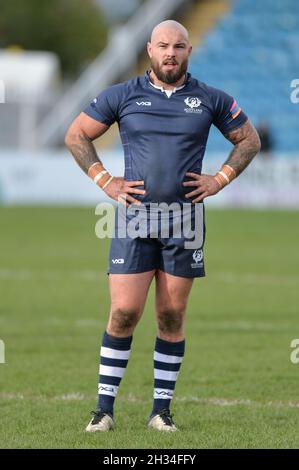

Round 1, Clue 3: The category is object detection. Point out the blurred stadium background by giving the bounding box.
[0,0,299,207]
[0,0,299,449]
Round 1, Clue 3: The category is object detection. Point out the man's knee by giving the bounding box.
[108,307,140,335]
[156,307,185,335]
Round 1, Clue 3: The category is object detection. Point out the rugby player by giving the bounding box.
[65,20,261,432]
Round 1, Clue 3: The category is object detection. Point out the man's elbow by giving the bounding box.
[254,133,262,154]
[64,128,73,149]
[247,127,261,156]
[65,123,90,149]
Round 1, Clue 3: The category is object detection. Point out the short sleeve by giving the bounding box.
[210,87,248,135]
[83,85,122,126]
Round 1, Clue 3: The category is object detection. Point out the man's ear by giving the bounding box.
[147,42,152,58]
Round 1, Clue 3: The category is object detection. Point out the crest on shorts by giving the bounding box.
[192,249,203,264]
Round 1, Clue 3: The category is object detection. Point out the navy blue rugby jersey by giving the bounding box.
[84,71,247,205]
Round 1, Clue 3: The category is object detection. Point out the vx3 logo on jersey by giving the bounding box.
[184,97,202,113]
[136,101,151,106]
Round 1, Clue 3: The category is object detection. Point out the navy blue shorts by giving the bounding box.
[108,203,206,278]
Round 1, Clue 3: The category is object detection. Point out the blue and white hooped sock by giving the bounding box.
[151,336,185,416]
[97,331,132,415]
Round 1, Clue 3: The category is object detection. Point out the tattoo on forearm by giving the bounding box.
[224,120,261,176]
[68,134,102,174]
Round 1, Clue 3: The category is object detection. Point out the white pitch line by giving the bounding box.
[54,393,86,401]
[0,269,106,282]
[1,393,299,409]
[0,268,298,286]
[212,271,299,286]
[176,396,299,409]
[194,321,293,332]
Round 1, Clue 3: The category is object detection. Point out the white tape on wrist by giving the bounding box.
[218,170,230,183]
[102,175,114,189]
[94,170,108,184]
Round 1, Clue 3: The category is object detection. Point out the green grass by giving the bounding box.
[0,206,299,448]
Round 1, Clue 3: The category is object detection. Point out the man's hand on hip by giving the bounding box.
[183,172,221,203]
[104,177,146,206]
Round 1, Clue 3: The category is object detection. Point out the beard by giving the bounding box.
[150,57,188,84]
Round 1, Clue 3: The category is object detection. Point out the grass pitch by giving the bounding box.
[0,206,298,449]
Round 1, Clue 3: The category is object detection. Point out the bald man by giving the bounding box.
[65,20,260,432]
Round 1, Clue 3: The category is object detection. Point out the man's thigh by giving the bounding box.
[109,271,156,313]
[155,270,194,313]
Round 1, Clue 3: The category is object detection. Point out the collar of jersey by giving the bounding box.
[145,70,190,97]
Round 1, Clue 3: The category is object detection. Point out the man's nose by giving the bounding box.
[166,47,176,56]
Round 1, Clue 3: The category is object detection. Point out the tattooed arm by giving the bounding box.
[183,120,261,203]
[65,112,145,204]
[64,112,109,173]
[223,120,261,176]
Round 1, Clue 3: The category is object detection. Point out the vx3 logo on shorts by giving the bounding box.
[136,101,151,106]
[191,249,203,268]
[112,258,124,264]
[184,97,202,114]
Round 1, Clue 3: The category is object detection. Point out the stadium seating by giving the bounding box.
[189,0,299,154]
